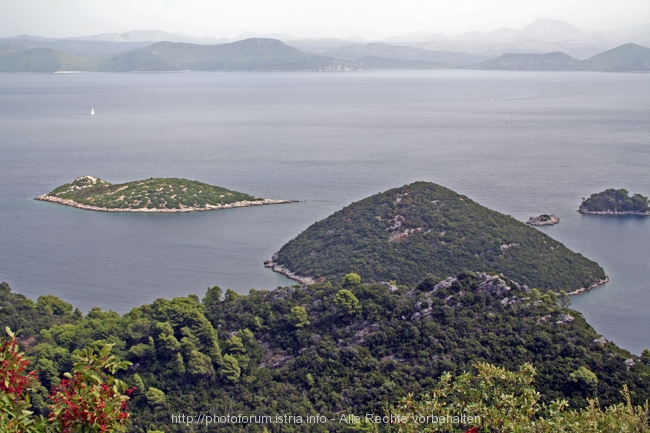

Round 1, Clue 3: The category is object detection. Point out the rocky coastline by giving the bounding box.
[578,209,650,216]
[264,256,315,286]
[526,214,560,226]
[35,194,296,213]
[566,276,610,296]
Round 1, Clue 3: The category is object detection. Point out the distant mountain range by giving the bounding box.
[3,18,649,59]
[1,36,648,73]
[0,38,354,72]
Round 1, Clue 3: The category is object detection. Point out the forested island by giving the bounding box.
[579,188,650,215]
[35,175,295,212]
[271,182,606,293]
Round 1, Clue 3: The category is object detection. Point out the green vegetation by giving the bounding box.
[579,188,649,214]
[2,271,649,432]
[274,182,605,291]
[0,282,81,340]
[38,175,265,211]
[1,328,134,433]
[394,362,649,432]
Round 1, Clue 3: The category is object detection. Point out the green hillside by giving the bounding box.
[0,46,96,72]
[35,175,282,211]
[272,182,606,292]
[3,273,649,432]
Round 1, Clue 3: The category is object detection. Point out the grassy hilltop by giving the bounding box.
[273,182,606,292]
[36,175,273,211]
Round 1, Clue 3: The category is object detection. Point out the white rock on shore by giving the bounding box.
[263,259,315,286]
[34,194,296,213]
[566,276,609,296]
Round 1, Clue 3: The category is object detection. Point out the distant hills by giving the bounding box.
[0,46,97,72]
[580,43,650,71]
[471,51,581,71]
[378,18,650,59]
[0,38,354,72]
[120,39,352,71]
[323,42,490,67]
[0,37,648,72]
[472,43,650,71]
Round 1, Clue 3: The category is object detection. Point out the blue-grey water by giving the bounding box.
[1,71,648,354]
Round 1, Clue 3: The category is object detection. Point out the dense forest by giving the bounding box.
[579,189,650,214]
[273,182,605,291]
[2,272,649,432]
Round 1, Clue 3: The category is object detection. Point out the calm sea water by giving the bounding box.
[0,71,648,354]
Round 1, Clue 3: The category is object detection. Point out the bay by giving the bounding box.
[0,70,648,353]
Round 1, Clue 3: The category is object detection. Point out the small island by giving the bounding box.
[526,214,560,226]
[35,176,295,212]
[579,188,650,215]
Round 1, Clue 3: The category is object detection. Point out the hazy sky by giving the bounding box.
[1,0,649,39]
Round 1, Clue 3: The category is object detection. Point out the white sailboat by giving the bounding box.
[90,107,95,116]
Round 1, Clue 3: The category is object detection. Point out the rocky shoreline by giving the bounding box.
[264,256,315,286]
[566,276,610,296]
[526,214,560,226]
[578,209,650,216]
[35,194,297,212]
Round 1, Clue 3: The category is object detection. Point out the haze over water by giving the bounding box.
[0,70,648,354]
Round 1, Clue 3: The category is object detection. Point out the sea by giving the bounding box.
[0,70,648,354]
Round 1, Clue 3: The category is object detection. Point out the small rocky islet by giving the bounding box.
[526,214,560,226]
[35,175,295,212]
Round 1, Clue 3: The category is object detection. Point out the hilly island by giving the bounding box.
[269,182,606,293]
[35,175,294,212]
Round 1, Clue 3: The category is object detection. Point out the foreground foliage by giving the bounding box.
[0,328,133,433]
[393,362,649,433]
[0,327,48,433]
[274,182,605,291]
[2,269,649,432]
